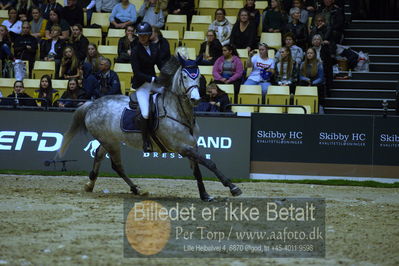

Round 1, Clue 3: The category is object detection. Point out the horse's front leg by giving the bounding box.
[189,159,214,202]
[182,147,242,197]
[85,145,107,192]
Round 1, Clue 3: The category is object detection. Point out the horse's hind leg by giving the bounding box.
[103,144,142,195]
[84,145,107,192]
[190,160,214,202]
[183,147,242,197]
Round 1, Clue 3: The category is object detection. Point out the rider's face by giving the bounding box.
[138,34,150,45]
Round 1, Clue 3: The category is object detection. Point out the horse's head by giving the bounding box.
[175,53,202,105]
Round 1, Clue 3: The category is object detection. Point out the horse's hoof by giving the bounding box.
[130,186,149,196]
[201,195,215,202]
[139,190,150,196]
[84,182,94,192]
[230,186,242,197]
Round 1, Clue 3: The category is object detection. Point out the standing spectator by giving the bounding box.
[150,26,170,67]
[84,43,103,73]
[262,0,286,33]
[109,0,137,29]
[289,0,309,24]
[0,0,15,10]
[244,43,275,103]
[230,8,257,51]
[243,0,260,30]
[69,24,89,62]
[13,22,38,75]
[212,44,243,103]
[311,34,333,96]
[96,57,121,97]
[95,0,119,13]
[58,78,87,107]
[16,0,33,22]
[138,0,165,29]
[274,46,298,93]
[1,80,37,107]
[197,30,222,65]
[275,32,304,66]
[115,25,137,63]
[299,47,325,106]
[208,8,232,46]
[285,7,308,50]
[41,0,63,20]
[30,7,47,39]
[45,9,69,40]
[34,74,60,107]
[315,0,344,44]
[60,46,80,79]
[62,0,83,28]
[167,0,195,27]
[1,7,22,41]
[40,25,65,78]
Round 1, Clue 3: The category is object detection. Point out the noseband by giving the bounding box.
[179,66,200,97]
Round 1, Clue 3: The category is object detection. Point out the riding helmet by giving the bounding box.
[136,22,152,35]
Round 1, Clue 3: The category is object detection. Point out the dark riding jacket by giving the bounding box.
[130,42,163,89]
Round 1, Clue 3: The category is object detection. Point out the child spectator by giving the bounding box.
[275,32,304,66]
[40,25,65,78]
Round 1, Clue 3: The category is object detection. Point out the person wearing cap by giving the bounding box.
[130,21,170,152]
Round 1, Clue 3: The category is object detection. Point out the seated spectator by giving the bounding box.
[95,0,119,13]
[58,78,87,107]
[244,43,275,103]
[195,83,231,112]
[150,26,170,67]
[212,44,243,103]
[197,30,222,66]
[84,43,103,73]
[81,0,95,25]
[1,7,22,41]
[69,24,89,62]
[41,0,63,20]
[95,57,121,97]
[81,62,99,99]
[285,7,308,50]
[262,0,286,33]
[274,46,298,93]
[109,0,137,29]
[208,8,232,46]
[40,25,65,78]
[167,0,195,26]
[1,80,37,107]
[60,46,80,79]
[16,0,33,22]
[45,8,69,40]
[30,7,47,40]
[315,0,344,44]
[299,47,324,86]
[138,0,165,29]
[230,8,257,52]
[115,25,137,63]
[275,32,304,66]
[309,14,332,45]
[243,0,260,30]
[13,22,38,74]
[62,0,83,28]
[0,25,12,64]
[289,0,309,24]
[0,0,15,11]
[34,74,60,107]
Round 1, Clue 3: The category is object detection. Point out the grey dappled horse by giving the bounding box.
[58,54,242,201]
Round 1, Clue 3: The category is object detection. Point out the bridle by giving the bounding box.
[178,66,200,98]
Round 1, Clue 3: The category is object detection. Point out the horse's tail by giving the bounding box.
[57,101,93,158]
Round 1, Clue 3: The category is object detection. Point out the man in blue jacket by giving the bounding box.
[96,58,122,97]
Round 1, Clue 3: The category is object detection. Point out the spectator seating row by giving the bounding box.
[217,84,317,114]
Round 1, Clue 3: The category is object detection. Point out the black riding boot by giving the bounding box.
[138,115,152,152]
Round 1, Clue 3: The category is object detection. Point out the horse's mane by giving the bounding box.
[155,56,181,88]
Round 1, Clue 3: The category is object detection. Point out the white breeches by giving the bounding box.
[136,82,164,119]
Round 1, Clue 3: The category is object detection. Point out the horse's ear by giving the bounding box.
[195,54,203,66]
[177,53,186,67]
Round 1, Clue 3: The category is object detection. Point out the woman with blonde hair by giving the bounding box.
[60,46,80,80]
[138,0,164,28]
[275,46,298,93]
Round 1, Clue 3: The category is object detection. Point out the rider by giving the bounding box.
[130,21,170,152]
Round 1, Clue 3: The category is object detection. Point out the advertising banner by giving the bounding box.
[0,110,251,179]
